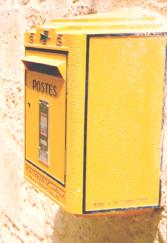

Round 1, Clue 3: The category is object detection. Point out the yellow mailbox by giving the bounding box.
[23,9,167,215]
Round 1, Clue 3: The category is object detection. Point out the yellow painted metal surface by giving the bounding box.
[65,35,87,214]
[86,36,165,212]
[23,10,167,215]
[24,50,67,205]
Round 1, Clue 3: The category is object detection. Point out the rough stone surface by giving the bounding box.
[0,0,167,242]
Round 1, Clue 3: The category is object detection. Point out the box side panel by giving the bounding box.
[65,35,87,214]
[85,36,166,212]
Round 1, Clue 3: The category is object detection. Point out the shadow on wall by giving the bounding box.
[52,208,163,243]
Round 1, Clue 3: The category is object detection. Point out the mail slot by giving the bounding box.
[23,9,167,215]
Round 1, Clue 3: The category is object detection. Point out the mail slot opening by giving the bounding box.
[23,62,61,76]
[22,55,66,80]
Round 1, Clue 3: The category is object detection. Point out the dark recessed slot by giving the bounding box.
[24,62,61,76]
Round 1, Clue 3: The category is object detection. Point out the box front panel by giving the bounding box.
[25,51,66,205]
[85,36,165,213]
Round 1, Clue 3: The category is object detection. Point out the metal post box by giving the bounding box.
[23,9,167,215]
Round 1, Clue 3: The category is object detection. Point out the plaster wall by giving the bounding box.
[0,1,167,242]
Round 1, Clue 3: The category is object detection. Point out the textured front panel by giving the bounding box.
[85,36,165,212]
[25,60,66,183]
[25,51,66,206]
[65,35,87,214]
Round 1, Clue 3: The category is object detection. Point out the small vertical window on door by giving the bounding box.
[39,100,49,165]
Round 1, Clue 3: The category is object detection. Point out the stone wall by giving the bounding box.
[0,1,167,242]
